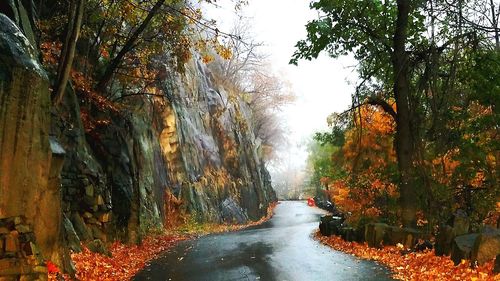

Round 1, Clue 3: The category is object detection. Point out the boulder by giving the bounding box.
[90,225,107,243]
[69,213,92,241]
[414,240,433,252]
[355,226,366,242]
[319,215,333,236]
[435,225,454,256]
[451,210,470,236]
[471,228,500,265]
[62,216,82,253]
[436,212,471,257]
[383,226,426,249]
[4,234,19,253]
[14,224,31,234]
[339,227,357,242]
[328,219,343,236]
[319,215,343,236]
[451,234,478,265]
[86,239,111,257]
[365,223,389,248]
[221,197,248,224]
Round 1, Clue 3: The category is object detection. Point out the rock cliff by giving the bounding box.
[0,1,276,277]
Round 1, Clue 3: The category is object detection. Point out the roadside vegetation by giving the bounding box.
[296,0,499,278]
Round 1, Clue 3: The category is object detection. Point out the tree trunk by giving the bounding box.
[95,0,166,93]
[393,0,417,227]
[53,0,85,106]
[490,0,499,50]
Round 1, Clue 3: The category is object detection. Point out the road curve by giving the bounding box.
[134,201,393,281]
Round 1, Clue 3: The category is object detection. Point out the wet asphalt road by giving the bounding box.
[134,201,394,281]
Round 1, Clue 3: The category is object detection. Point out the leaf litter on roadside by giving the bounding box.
[316,231,500,281]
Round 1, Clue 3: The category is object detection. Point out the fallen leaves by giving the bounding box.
[46,260,60,274]
[56,234,188,281]
[48,202,277,280]
[316,232,500,281]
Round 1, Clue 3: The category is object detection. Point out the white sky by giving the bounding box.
[204,0,357,171]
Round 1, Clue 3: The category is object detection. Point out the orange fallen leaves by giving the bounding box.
[48,234,188,281]
[48,202,277,280]
[316,232,500,281]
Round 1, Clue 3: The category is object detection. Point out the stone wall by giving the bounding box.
[0,217,46,280]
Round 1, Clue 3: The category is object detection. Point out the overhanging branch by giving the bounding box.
[366,96,397,120]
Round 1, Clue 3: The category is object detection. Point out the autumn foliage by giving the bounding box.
[47,203,277,280]
[315,104,399,225]
[48,234,188,281]
[311,96,498,229]
[316,232,500,281]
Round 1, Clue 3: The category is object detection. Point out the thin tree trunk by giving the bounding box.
[53,0,85,106]
[393,0,417,227]
[490,0,499,49]
[95,0,166,92]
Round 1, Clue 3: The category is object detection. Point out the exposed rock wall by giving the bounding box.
[0,9,60,279]
[53,90,169,248]
[0,2,276,276]
[161,57,276,224]
[50,55,276,259]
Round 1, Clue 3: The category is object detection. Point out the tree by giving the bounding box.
[291,0,425,226]
[293,0,498,227]
[310,104,399,225]
[94,0,167,92]
[208,19,295,162]
[53,0,85,106]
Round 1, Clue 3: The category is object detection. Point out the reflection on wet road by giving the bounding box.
[134,201,393,281]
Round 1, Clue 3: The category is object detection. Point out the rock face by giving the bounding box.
[0,2,276,277]
[451,234,479,265]
[50,55,276,254]
[0,217,46,279]
[471,228,500,265]
[0,8,62,278]
[46,56,276,267]
[160,58,276,224]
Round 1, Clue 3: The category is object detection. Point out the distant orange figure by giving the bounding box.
[307,197,315,206]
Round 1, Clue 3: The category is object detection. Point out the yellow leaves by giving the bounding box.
[215,43,232,60]
[470,171,486,188]
[430,149,461,185]
[195,39,233,66]
[99,47,109,59]
[70,71,119,113]
[342,104,396,173]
